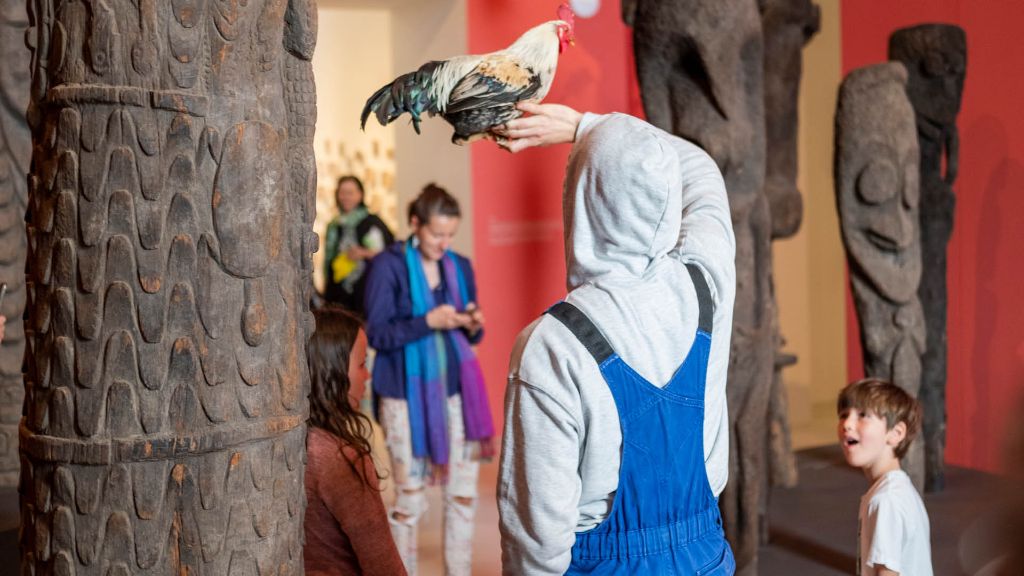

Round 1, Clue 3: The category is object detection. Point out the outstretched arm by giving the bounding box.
[496,102,582,153]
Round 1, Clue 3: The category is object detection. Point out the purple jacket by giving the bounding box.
[363,242,484,398]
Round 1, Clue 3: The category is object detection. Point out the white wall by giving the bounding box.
[311,7,396,291]
[390,0,472,256]
[773,0,846,448]
[316,0,473,261]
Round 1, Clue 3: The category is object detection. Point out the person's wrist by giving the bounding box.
[572,111,597,144]
[568,109,583,134]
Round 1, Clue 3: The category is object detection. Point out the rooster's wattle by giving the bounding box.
[360,5,575,145]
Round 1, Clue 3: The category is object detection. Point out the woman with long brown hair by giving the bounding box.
[304,308,405,575]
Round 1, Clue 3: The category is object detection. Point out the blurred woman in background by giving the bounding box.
[363,184,493,576]
[323,175,394,315]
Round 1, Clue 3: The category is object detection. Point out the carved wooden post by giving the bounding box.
[0,0,30,488]
[835,62,926,491]
[19,1,317,573]
[762,0,819,241]
[889,24,966,493]
[761,0,820,502]
[631,1,773,572]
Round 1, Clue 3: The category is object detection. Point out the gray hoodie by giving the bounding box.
[497,112,736,575]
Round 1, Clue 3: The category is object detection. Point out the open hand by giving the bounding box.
[495,102,583,153]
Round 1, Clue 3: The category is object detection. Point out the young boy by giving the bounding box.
[838,378,933,576]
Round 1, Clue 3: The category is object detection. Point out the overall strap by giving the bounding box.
[684,263,714,334]
[546,302,614,365]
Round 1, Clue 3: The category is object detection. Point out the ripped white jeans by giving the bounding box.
[379,395,479,576]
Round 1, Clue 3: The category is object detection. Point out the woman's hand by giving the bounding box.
[347,245,371,261]
[425,304,470,330]
[476,437,495,462]
[495,102,583,153]
[464,303,485,336]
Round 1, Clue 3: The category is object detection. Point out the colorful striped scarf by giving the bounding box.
[403,240,493,465]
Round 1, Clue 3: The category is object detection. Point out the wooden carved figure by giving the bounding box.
[760,0,820,502]
[630,0,773,572]
[835,62,926,492]
[762,0,820,240]
[20,1,318,573]
[889,24,967,493]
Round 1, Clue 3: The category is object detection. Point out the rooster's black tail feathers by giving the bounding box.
[360,61,443,135]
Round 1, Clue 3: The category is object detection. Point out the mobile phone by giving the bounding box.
[0,283,7,311]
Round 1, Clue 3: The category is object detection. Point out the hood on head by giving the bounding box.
[564,113,683,290]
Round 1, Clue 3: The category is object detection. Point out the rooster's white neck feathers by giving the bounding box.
[429,20,567,113]
[505,20,565,61]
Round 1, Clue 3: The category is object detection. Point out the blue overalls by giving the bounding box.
[547,264,736,575]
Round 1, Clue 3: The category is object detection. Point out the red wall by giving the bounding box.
[842,0,1024,472]
[465,2,639,430]
[460,1,1024,474]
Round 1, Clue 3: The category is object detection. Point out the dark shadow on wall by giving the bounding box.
[968,116,1024,470]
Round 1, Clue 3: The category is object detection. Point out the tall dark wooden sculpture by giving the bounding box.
[20,1,317,573]
[0,0,30,488]
[835,62,926,491]
[761,0,820,498]
[630,1,773,572]
[762,0,820,241]
[889,24,966,493]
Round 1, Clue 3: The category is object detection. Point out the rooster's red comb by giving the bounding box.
[557,3,575,29]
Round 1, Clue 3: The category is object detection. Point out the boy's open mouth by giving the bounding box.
[844,438,859,446]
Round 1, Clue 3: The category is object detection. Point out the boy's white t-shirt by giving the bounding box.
[858,469,933,575]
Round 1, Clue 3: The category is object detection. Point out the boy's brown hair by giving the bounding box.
[837,378,922,459]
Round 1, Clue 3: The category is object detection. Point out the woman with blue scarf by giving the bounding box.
[363,184,493,576]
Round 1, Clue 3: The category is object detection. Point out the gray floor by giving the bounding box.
[0,445,1010,574]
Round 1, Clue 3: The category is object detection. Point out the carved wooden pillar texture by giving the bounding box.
[19,1,317,574]
[0,0,31,488]
[631,0,773,572]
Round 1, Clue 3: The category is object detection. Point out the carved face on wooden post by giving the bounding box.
[836,62,928,491]
[836,63,922,304]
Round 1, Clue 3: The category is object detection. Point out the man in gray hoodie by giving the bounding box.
[496,104,737,574]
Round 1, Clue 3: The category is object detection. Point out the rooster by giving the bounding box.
[360,4,576,145]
